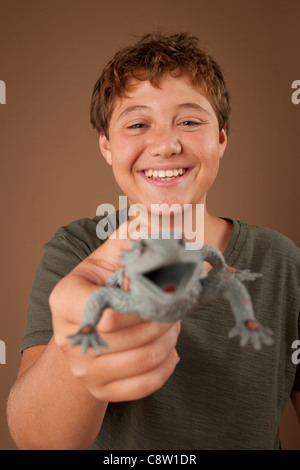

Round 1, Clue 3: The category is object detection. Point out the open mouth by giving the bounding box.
[143,168,188,182]
[142,262,195,293]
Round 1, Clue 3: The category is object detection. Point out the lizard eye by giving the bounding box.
[140,240,148,254]
[178,238,185,247]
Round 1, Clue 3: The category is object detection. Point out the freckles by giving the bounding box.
[200,140,220,162]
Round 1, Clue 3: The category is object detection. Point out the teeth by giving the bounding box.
[144,168,186,179]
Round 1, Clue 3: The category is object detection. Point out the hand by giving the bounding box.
[50,222,181,402]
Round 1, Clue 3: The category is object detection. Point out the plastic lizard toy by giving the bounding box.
[68,234,274,354]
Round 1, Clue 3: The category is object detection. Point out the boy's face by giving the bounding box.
[99,73,227,212]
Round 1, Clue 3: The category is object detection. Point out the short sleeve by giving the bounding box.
[20,217,103,353]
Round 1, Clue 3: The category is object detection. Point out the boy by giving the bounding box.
[7,32,300,449]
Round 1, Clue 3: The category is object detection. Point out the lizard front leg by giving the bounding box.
[200,244,227,274]
[68,285,138,354]
[67,288,112,354]
[106,268,125,288]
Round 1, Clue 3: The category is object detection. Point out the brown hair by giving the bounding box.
[90,31,231,138]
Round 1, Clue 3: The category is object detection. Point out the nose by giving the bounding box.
[148,126,182,158]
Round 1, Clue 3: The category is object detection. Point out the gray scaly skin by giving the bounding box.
[68,234,274,354]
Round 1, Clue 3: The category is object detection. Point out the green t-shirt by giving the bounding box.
[21,214,300,450]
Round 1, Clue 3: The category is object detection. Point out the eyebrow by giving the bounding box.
[117,102,211,120]
[175,102,211,116]
[118,105,151,120]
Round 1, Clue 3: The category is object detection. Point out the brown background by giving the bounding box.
[0,0,299,450]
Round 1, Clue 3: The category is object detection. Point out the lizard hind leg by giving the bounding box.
[223,279,274,350]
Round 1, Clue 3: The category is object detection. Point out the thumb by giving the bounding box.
[87,220,132,271]
[51,221,132,328]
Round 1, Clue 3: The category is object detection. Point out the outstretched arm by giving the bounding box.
[7,224,180,449]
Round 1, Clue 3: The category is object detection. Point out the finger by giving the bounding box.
[85,221,132,269]
[89,321,181,383]
[57,309,147,352]
[50,274,102,329]
[51,222,132,327]
[90,348,179,402]
[69,221,132,289]
[97,317,181,354]
[97,308,146,333]
[77,219,158,284]
[67,319,180,365]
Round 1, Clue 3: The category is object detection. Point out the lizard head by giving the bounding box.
[120,233,206,301]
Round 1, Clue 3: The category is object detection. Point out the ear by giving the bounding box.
[99,132,112,165]
[218,127,227,159]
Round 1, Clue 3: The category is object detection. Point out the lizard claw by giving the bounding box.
[67,325,109,354]
[228,321,274,350]
[227,267,263,282]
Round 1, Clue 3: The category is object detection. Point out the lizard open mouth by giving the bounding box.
[143,263,195,294]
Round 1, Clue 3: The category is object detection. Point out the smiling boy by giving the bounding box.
[7,32,300,450]
[99,73,229,247]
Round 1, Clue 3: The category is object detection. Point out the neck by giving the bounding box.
[203,210,233,253]
[127,202,233,252]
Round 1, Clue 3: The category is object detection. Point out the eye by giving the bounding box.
[179,120,200,127]
[128,123,147,129]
